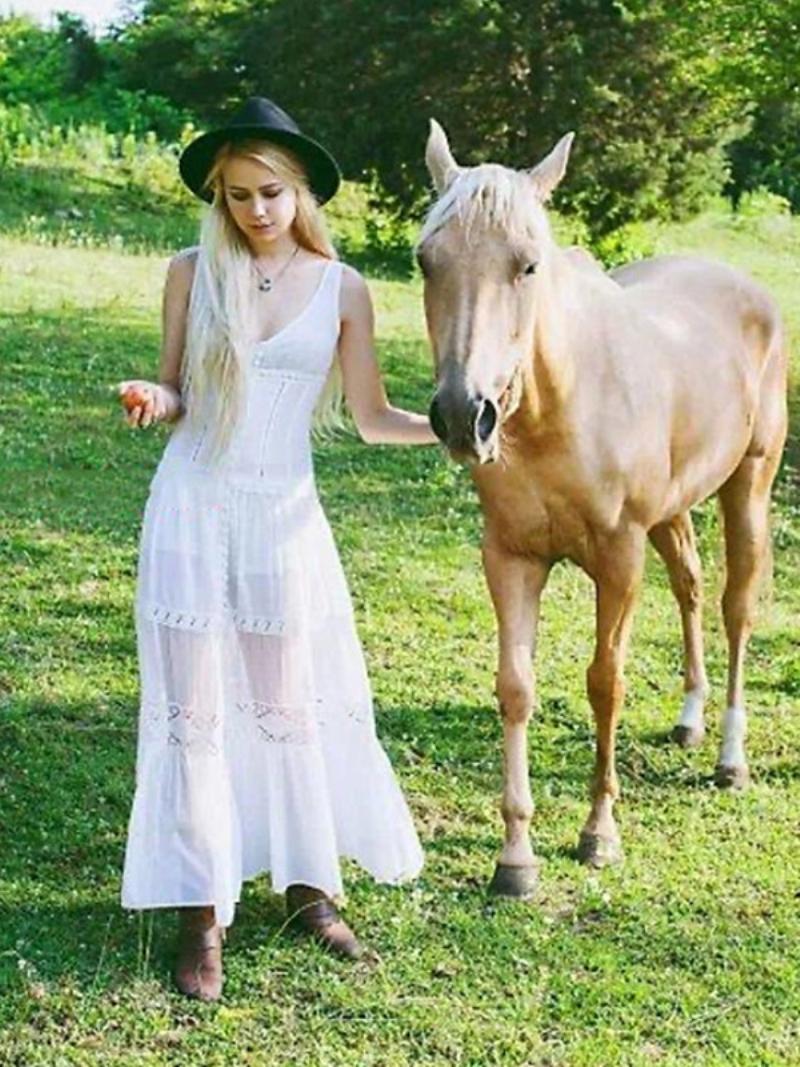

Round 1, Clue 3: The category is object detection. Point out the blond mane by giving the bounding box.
[417,164,550,248]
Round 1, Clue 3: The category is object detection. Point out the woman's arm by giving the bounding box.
[117,248,196,428]
[337,265,438,446]
[156,249,197,421]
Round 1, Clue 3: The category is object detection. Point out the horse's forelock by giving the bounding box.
[418,164,548,249]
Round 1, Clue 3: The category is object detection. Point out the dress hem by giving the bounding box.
[121,853,424,921]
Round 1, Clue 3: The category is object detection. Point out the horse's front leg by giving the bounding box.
[578,532,645,868]
[482,540,551,899]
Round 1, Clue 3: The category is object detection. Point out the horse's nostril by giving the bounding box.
[429,396,448,443]
[476,398,498,444]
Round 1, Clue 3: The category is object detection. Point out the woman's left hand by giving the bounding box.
[337,266,439,446]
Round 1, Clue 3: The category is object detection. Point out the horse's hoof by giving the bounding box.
[487,862,539,900]
[714,763,750,790]
[577,832,623,869]
[671,724,706,749]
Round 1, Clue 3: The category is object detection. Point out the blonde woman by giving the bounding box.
[116,97,436,1001]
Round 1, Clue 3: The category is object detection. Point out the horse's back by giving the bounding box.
[611,254,783,364]
[574,253,787,523]
[612,252,753,291]
[615,253,787,394]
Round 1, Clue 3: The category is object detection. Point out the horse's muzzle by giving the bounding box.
[429,390,499,462]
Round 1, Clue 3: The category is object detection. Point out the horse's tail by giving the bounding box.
[761,512,775,608]
[753,322,788,612]
[716,318,787,613]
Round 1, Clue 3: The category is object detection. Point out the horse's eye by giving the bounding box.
[522,262,538,276]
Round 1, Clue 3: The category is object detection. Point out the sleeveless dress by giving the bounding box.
[121,258,424,928]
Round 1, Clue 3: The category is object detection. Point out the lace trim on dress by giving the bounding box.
[231,613,287,635]
[141,698,222,755]
[137,602,219,631]
[235,698,323,745]
[139,695,372,751]
[138,600,296,636]
[249,363,327,380]
[234,698,371,739]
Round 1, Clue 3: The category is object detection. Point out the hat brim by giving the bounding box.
[179,125,341,205]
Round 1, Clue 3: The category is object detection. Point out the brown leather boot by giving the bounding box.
[174,906,225,1001]
[285,884,364,960]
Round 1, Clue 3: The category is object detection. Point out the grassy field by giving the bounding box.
[0,196,798,1066]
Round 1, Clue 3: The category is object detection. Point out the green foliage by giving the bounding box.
[675,1,800,209]
[0,14,66,103]
[729,98,800,211]
[0,103,418,275]
[111,0,254,117]
[592,221,656,270]
[4,2,800,241]
[112,0,746,239]
[0,11,106,102]
[0,12,192,139]
[43,83,194,141]
[0,102,199,252]
[734,187,793,221]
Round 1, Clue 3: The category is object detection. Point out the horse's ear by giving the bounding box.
[528,132,575,201]
[425,118,462,195]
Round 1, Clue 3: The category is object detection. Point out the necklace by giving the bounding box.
[252,244,300,293]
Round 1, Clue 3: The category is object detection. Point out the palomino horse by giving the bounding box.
[418,120,788,897]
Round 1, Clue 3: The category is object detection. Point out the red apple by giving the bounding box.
[121,385,149,413]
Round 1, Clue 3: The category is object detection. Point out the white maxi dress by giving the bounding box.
[121,259,424,927]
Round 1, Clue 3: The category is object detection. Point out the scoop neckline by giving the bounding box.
[253,259,335,348]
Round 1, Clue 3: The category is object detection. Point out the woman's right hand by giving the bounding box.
[116,380,169,429]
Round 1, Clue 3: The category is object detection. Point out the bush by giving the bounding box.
[0,101,200,253]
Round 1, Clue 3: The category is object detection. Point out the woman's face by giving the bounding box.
[222,154,298,249]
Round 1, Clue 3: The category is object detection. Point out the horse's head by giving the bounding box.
[418,120,574,464]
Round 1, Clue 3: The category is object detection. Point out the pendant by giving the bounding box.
[258,278,272,292]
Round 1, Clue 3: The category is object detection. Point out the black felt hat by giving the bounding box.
[178,96,341,205]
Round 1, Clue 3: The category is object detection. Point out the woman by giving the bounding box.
[116,97,436,1001]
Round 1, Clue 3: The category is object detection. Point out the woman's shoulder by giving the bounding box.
[168,245,200,272]
[336,261,372,325]
[164,246,200,294]
[302,253,359,281]
[337,260,368,297]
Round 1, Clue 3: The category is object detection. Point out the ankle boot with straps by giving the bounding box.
[285,884,364,960]
[174,906,225,1001]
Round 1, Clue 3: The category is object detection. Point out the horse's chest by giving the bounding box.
[475,465,608,564]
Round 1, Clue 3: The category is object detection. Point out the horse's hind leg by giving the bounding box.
[649,513,709,748]
[715,452,781,788]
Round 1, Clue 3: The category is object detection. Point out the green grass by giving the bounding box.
[0,199,798,1066]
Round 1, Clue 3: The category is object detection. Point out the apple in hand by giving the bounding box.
[121,385,149,413]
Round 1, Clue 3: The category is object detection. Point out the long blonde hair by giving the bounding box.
[180,138,343,463]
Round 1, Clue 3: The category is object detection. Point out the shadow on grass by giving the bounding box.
[0,886,298,997]
[0,698,377,993]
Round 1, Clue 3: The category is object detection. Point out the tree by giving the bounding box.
[55,11,105,91]
[0,15,67,103]
[708,0,800,208]
[113,0,749,236]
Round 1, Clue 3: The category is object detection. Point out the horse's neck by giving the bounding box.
[518,246,582,426]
